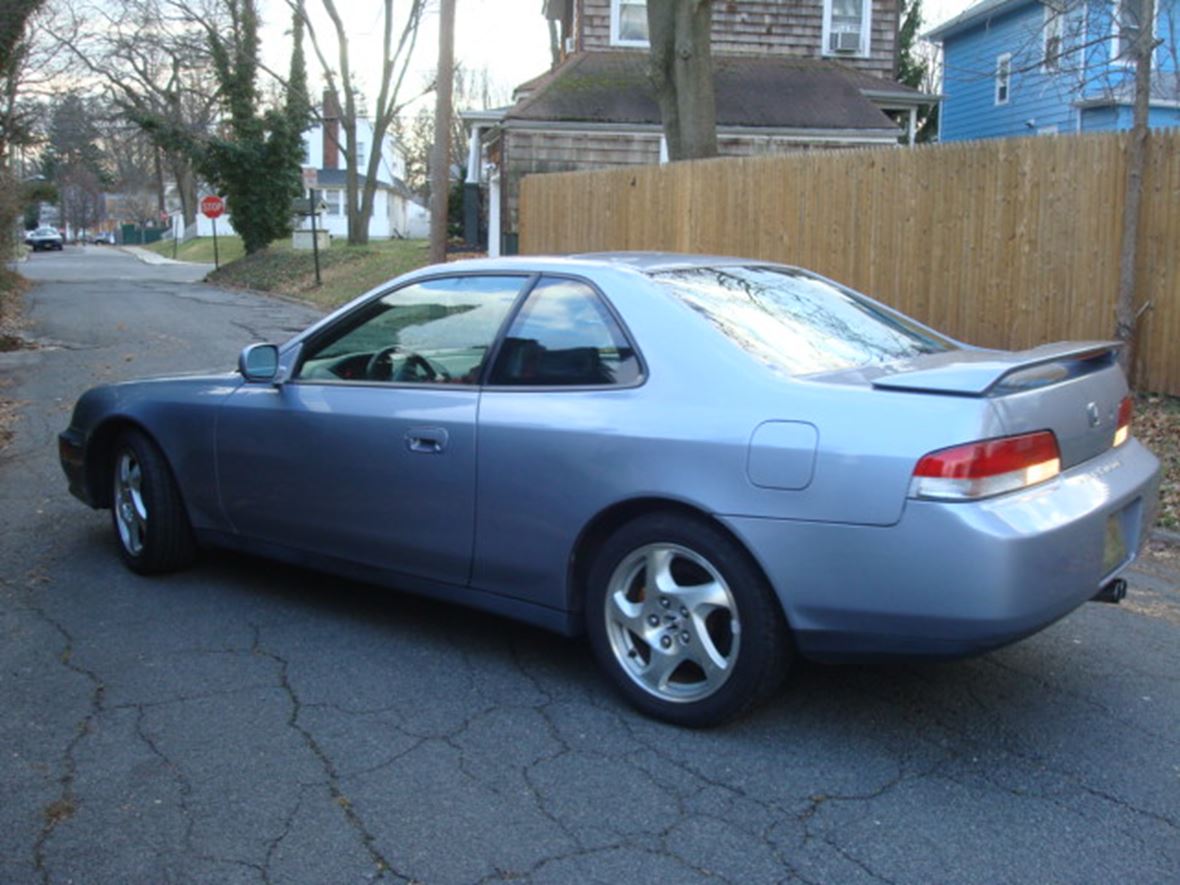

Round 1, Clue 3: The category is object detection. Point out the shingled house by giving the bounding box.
[464,0,935,254]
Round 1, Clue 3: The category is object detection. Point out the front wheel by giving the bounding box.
[586,513,791,727]
[110,430,195,574]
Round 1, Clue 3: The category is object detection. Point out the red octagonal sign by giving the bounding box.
[200,195,225,219]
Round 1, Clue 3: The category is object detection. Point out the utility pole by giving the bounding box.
[429,0,456,264]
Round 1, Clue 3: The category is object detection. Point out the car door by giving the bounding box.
[216,274,529,586]
[473,275,647,607]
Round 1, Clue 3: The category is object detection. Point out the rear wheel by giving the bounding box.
[586,512,790,727]
[110,430,195,574]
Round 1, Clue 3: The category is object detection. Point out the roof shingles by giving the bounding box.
[506,52,906,132]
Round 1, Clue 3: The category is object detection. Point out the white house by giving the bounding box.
[296,91,429,240]
[192,92,429,240]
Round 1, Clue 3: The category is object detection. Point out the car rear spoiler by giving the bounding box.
[872,341,1122,397]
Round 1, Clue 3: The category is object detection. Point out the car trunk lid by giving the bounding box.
[870,341,1127,469]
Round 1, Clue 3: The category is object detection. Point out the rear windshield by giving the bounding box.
[651,266,953,375]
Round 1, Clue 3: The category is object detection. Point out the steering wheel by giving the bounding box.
[394,353,451,382]
[365,345,403,381]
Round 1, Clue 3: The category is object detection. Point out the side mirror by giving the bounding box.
[239,343,280,382]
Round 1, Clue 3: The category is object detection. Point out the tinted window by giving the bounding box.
[651,266,953,375]
[489,277,641,387]
[297,275,527,384]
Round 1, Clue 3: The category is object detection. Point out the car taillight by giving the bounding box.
[1113,395,1132,447]
[910,431,1061,501]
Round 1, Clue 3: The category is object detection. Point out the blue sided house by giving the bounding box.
[927,0,1180,140]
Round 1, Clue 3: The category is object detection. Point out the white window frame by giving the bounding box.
[355,140,367,168]
[1042,3,1064,72]
[323,188,343,217]
[610,0,649,48]
[1111,0,1156,67]
[821,0,873,58]
[995,53,1012,105]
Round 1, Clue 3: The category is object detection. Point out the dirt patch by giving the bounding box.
[1134,393,1180,530]
[0,266,31,348]
[0,267,34,451]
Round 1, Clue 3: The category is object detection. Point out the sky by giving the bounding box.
[258,0,979,116]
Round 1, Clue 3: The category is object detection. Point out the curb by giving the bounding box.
[118,245,195,266]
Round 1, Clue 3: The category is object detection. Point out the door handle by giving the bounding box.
[405,426,448,454]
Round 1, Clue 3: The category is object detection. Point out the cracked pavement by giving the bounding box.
[2,247,1178,883]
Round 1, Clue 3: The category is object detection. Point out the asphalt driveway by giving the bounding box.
[1,246,1178,883]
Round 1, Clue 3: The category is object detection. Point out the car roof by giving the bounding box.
[429,252,782,277]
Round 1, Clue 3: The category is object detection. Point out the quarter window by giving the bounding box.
[489,277,641,387]
[297,275,528,384]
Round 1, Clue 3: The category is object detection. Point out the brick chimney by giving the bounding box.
[322,89,341,170]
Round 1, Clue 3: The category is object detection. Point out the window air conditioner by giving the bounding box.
[829,30,862,53]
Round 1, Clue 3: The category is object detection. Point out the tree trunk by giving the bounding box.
[1114,0,1154,379]
[173,155,197,230]
[646,0,716,161]
[429,0,455,263]
[154,146,166,214]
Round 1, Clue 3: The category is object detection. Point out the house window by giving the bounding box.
[355,141,366,168]
[823,0,871,56]
[1114,0,1141,61]
[323,189,343,216]
[611,0,648,46]
[995,53,1012,105]
[1043,4,1063,70]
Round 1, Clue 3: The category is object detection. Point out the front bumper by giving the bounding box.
[723,439,1161,660]
[58,428,95,507]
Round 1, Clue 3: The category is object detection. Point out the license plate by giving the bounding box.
[1102,512,1128,575]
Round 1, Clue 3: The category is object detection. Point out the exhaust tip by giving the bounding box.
[1092,578,1127,605]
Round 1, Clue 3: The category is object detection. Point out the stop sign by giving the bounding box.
[200,195,225,219]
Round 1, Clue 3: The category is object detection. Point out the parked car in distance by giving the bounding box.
[27,226,64,251]
[91,231,116,245]
[57,254,1161,726]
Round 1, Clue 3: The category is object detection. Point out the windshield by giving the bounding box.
[651,265,954,375]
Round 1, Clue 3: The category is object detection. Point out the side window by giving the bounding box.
[296,275,528,384]
[489,277,642,387]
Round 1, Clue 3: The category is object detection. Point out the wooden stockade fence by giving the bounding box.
[520,130,1180,395]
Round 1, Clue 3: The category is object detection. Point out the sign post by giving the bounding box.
[301,167,321,287]
[200,195,225,269]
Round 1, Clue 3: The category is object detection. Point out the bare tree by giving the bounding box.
[1115,0,1155,374]
[646,0,717,160]
[46,0,221,230]
[399,64,507,199]
[292,0,427,245]
[1,0,73,170]
[430,0,455,262]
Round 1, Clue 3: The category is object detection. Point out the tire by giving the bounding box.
[110,430,196,575]
[585,512,791,727]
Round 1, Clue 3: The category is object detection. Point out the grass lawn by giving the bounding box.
[206,237,432,310]
[144,235,247,265]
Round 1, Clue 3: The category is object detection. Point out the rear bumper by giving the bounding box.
[722,439,1161,660]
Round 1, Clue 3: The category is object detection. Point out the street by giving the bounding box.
[2,246,1178,883]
